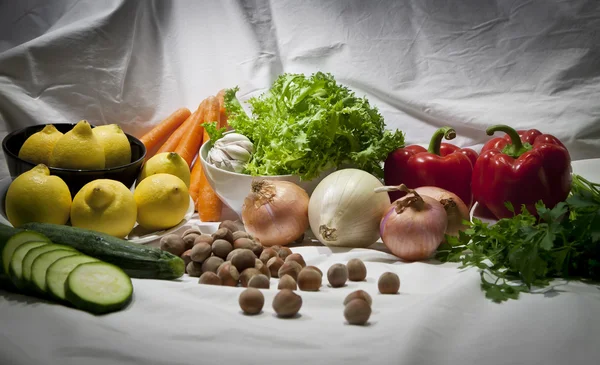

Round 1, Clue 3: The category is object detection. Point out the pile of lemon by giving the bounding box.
[5,121,192,238]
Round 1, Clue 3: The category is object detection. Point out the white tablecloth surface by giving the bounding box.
[1,159,598,365]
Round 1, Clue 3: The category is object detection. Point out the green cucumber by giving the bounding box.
[65,261,133,314]
[2,231,50,275]
[8,241,49,289]
[46,255,99,301]
[31,250,80,294]
[0,223,19,254]
[20,222,184,280]
[22,244,76,286]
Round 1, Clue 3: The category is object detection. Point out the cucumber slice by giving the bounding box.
[31,250,79,294]
[46,255,98,301]
[22,244,76,286]
[2,231,51,275]
[65,261,133,314]
[9,241,48,289]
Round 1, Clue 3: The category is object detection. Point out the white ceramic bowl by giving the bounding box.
[199,139,334,220]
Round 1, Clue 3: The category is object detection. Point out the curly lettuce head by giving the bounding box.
[224,72,404,180]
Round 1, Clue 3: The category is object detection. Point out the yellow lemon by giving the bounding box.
[138,152,190,188]
[134,173,189,231]
[92,124,132,168]
[70,179,137,238]
[5,164,71,227]
[49,120,105,170]
[18,124,63,165]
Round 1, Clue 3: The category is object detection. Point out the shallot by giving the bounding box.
[413,186,470,237]
[375,184,447,261]
[242,180,309,247]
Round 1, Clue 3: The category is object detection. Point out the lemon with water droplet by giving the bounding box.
[70,179,137,238]
[92,124,132,168]
[49,120,105,170]
[5,164,72,227]
[18,125,63,165]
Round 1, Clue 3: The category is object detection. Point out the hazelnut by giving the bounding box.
[344,298,371,325]
[278,274,297,290]
[233,237,254,250]
[278,261,302,281]
[297,267,321,291]
[212,227,234,244]
[248,274,270,289]
[201,256,224,274]
[272,289,302,318]
[194,234,214,246]
[182,233,200,250]
[186,261,203,277]
[182,227,202,237]
[217,262,240,287]
[249,240,263,257]
[219,220,242,233]
[160,234,185,257]
[232,231,251,241]
[212,239,233,259]
[240,268,262,287]
[226,248,245,262]
[255,259,271,278]
[267,257,284,278]
[231,249,256,273]
[198,272,222,285]
[343,290,372,307]
[190,242,212,263]
[305,265,323,277]
[259,248,278,265]
[327,264,348,288]
[270,245,282,254]
[239,288,264,315]
[346,258,367,282]
[277,247,293,260]
[378,272,400,294]
[285,253,306,268]
[181,249,192,268]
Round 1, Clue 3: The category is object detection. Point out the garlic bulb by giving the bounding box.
[207,133,254,173]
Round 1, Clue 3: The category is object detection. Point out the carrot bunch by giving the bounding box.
[138,91,229,222]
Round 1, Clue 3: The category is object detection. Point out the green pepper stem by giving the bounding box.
[486,124,531,158]
[427,127,456,155]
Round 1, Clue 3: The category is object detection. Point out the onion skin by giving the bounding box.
[242,180,309,247]
[414,186,470,237]
[380,191,448,261]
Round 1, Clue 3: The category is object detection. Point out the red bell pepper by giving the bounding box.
[384,126,476,206]
[472,124,572,220]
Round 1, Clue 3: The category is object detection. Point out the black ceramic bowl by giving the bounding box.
[2,123,146,196]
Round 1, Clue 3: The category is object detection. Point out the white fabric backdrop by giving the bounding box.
[1,2,600,365]
[1,0,600,181]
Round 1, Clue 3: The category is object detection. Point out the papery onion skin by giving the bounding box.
[414,186,470,237]
[242,180,309,247]
[308,169,390,248]
[380,192,448,261]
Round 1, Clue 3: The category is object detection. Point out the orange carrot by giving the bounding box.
[189,159,204,205]
[156,110,197,154]
[195,96,223,221]
[140,108,191,153]
[216,89,229,129]
[175,99,211,167]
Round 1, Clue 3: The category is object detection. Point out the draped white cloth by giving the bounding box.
[1,1,600,364]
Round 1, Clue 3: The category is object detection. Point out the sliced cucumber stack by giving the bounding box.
[46,255,99,301]
[31,249,79,294]
[2,231,51,275]
[22,244,75,287]
[8,241,49,289]
[65,262,133,315]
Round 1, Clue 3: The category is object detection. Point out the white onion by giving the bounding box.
[308,169,391,248]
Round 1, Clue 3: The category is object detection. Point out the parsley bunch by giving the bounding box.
[436,174,600,302]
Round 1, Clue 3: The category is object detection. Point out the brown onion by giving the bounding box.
[241,180,309,247]
[377,184,447,261]
[414,186,470,237]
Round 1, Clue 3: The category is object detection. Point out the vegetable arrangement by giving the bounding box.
[437,174,600,302]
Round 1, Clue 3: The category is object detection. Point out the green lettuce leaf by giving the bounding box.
[223,72,404,180]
